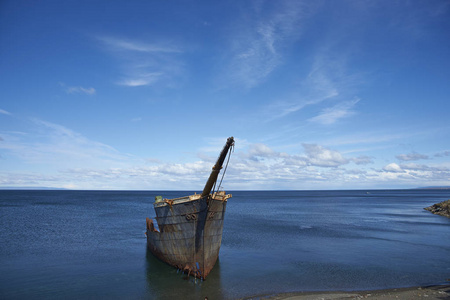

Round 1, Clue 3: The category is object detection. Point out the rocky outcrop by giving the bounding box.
[424,199,450,218]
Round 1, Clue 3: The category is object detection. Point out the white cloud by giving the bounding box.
[302,143,349,167]
[237,142,357,172]
[59,83,96,95]
[222,142,450,189]
[396,152,429,161]
[351,155,373,165]
[248,143,275,157]
[399,163,449,172]
[383,163,404,173]
[0,109,12,115]
[26,153,445,190]
[434,150,450,157]
[232,142,353,188]
[309,98,359,125]
[66,86,96,95]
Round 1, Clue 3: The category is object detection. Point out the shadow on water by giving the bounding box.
[145,248,226,300]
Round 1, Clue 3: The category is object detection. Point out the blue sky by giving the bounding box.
[1,0,449,190]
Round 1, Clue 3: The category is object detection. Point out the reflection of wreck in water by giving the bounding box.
[146,137,234,279]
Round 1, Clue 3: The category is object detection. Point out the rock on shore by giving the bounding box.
[424,199,450,218]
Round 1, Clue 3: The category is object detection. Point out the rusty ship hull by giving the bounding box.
[146,136,235,279]
[146,191,230,279]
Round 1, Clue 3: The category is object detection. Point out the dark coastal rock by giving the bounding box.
[424,199,450,218]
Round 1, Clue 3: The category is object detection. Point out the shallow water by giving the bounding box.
[0,190,449,299]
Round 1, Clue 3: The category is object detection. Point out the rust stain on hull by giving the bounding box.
[146,137,234,280]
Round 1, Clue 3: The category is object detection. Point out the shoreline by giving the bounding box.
[242,284,450,299]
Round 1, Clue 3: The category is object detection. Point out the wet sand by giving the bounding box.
[243,284,450,300]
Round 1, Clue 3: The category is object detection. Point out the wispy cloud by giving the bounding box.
[260,43,363,123]
[254,1,372,125]
[97,36,184,88]
[260,59,342,122]
[0,118,132,170]
[0,109,12,115]
[59,83,96,95]
[309,98,359,125]
[117,73,162,87]
[386,1,450,39]
[98,36,181,53]
[223,1,313,89]
[66,86,96,95]
[265,89,339,121]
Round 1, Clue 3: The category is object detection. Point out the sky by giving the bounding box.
[1,0,450,190]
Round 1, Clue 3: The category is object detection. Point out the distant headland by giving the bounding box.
[417,186,450,190]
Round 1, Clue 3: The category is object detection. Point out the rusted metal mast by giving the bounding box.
[201,136,234,198]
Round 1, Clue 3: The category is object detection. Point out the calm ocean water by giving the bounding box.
[0,190,449,299]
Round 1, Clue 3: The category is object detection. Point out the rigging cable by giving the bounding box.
[215,142,234,194]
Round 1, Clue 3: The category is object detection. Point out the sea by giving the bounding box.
[0,190,449,299]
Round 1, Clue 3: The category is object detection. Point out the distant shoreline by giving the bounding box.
[418,187,450,190]
[242,284,450,300]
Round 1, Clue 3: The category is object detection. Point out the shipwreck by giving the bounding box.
[146,137,234,279]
